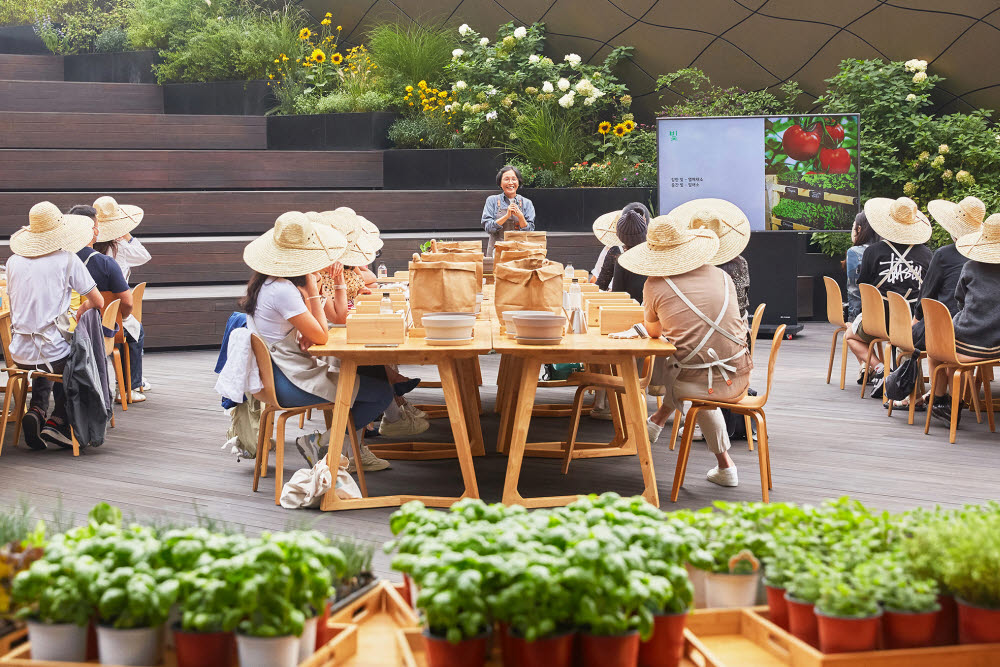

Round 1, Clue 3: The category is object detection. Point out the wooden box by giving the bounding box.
[355,293,406,304]
[586,298,636,326]
[354,301,409,316]
[599,306,645,334]
[329,581,420,666]
[346,313,406,344]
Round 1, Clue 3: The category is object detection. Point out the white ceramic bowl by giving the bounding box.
[511,312,566,340]
[421,313,475,340]
[502,310,553,336]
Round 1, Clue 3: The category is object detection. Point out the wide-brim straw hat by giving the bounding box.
[863,196,932,245]
[244,212,348,277]
[668,198,750,265]
[94,195,143,242]
[308,211,381,266]
[333,206,380,238]
[592,209,623,247]
[928,196,985,240]
[10,201,95,258]
[617,214,720,277]
[955,214,1000,264]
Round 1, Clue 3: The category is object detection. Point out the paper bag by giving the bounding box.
[408,257,478,327]
[493,240,546,265]
[433,240,483,253]
[494,257,565,319]
[504,230,547,246]
[419,251,484,288]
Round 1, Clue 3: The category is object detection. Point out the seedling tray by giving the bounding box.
[327,581,420,666]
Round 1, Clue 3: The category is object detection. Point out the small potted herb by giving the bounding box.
[761,547,805,630]
[173,565,240,667]
[881,569,940,649]
[935,511,1000,644]
[703,549,761,609]
[11,555,92,661]
[637,562,693,667]
[571,562,652,667]
[783,559,826,647]
[92,565,179,666]
[814,571,882,654]
[417,566,491,667]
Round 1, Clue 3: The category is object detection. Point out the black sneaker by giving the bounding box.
[931,397,961,428]
[40,419,74,449]
[20,408,47,450]
[870,370,885,399]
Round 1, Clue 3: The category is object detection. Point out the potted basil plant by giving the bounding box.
[881,571,940,649]
[92,566,179,666]
[173,566,241,667]
[638,563,694,667]
[783,560,826,647]
[814,571,882,654]
[416,566,491,667]
[12,555,94,661]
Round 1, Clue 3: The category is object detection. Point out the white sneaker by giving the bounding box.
[379,413,430,438]
[590,405,613,421]
[402,402,427,420]
[347,445,391,472]
[690,424,704,441]
[140,378,152,392]
[647,418,663,444]
[116,389,145,404]
[707,466,739,487]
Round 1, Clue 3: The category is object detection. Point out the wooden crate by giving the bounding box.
[684,607,1000,666]
[355,293,406,304]
[599,306,645,334]
[329,581,420,667]
[345,313,406,344]
[0,629,26,658]
[586,298,636,326]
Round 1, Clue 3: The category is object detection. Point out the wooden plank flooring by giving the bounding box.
[0,322,997,578]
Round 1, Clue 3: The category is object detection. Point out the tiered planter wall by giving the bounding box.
[267,112,398,149]
[63,50,160,84]
[163,80,276,115]
[382,148,505,189]
[0,26,48,54]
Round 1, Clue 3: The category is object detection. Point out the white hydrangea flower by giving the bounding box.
[542,81,554,93]
[452,48,464,59]
[904,58,928,73]
[583,97,595,106]
[444,104,452,112]
[480,37,489,46]
[938,144,949,154]
[486,110,498,121]
[455,81,467,90]
[564,53,581,67]
[913,71,927,83]
[956,169,974,185]
[558,92,575,108]
[906,93,917,102]
[486,86,498,96]
[458,23,471,36]
[529,54,540,64]
[542,56,553,66]
[513,26,527,39]
[557,78,570,91]
[575,79,593,95]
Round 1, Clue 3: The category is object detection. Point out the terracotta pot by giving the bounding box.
[956,598,1000,644]
[578,631,640,667]
[401,574,414,607]
[315,599,334,650]
[174,628,235,667]
[883,608,938,649]
[638,612,687,667]
[497,623,515,667]
[784,594,818,647]
[764,584,789,630]
[934,594,958,645]
[423,629,489,667]
[816,609,882,654]
[508,631,573,667]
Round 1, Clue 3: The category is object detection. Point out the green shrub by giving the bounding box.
[657,67,802,117]
[1,0,76,27]
[94,26,129,52]
[368,22,455,90]
[810,231,852,258]
[387,115,461,149]
[32,0,133,54]
[505,102,585,184]
[313,90,394,114]
[127,0,236,50]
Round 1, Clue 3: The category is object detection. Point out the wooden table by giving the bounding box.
[492,326,675,508]
[309,321,492,511]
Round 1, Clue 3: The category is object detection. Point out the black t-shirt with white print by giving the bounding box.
[857,240,933,304]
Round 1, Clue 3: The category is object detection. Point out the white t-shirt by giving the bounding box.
[253,278,307,344]
[591,245,611,277]
[6,251,97,365]
[105,237,151,283]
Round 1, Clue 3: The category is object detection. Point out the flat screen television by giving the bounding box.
[656,114,861,232]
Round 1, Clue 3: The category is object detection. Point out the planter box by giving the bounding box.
[0,26,49,54]
[63,50,160,83]
[268,112,398,150]
[519,187,657,233]
[383,148,504,189]
[163,80,276,115]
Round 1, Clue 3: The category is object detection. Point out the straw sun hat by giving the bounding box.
[306,211,382,267]
[94,196,143,242]
[617,214,720,277]
[243,212,348,277]
[333,206,380,238]
[668,198,750,266]
[10,201,95,258]
[955,213,1000,264]
[863,196,932,245]
[927,196,986,240]
[592,210,623,247]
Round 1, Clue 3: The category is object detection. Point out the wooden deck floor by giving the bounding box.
[0,322,997,577]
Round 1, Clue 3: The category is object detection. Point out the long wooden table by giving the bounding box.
[309,321,492,511]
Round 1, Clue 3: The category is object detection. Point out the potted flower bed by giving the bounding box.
[163,80,277,115]
[267,112,399,150]
[63,51,161,84]
[382,148,505,189]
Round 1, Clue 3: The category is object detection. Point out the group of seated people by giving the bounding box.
[6,198,150,449]
[843,195,1000,425]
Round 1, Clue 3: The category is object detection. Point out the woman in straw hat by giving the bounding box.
[6,202,105,450]
[308,210,383,308]
[92,195,149,283]
[241,212,394,473]
[619,215,753,488]
[926,213,1000,427]
[845,197,933,397]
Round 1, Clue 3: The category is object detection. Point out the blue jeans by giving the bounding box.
[125,324,143,389]
[272,363,393,427]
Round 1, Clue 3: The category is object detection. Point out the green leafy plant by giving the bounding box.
[0,0,76,25]
[94,26,129,52]
[12,556,94,626]
[93,566,179,629]
[657,67,801,117]
[815,571,880,618]
[810,231,852,258]
[881,569,939,613]
[368,22,455,91]
[33,0,134,55]
[505,102,585,186]
[771,198,854,230]
[127,0,237,50]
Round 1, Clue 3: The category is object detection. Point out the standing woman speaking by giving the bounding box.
[482,165,535,257]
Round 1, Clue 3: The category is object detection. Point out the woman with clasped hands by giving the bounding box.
[481,165,536,257]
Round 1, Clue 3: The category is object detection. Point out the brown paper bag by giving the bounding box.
[493,241,546,265]
[419,252,484,288]
[433,240,483,253]
[408,258,478,327]
[494,257,565,319]
[504,230,547,246]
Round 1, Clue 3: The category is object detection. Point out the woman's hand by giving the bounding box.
[297,272,321,301]
[327,262,345,284]
[510,203,527,228]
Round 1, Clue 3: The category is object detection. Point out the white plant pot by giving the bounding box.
[298,616,318,662]
[97,625,163,666]
[704,571,761,609]
[685,564,708,609]
[236,634,298,667]
[26,621,88,661]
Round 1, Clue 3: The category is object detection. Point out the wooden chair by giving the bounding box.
[669,325,786,503]
[0,300,121,458]
[249,334,366,505]
[101,282,145,405]
[823,277,850,389]
[749,302,766,362]
[857,283,890,399]
[921,298,998,444]
[885,291,926,425]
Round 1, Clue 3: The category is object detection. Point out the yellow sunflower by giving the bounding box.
[324,12,332,17]
[405,85,413,92]
[330,52,343,65]
[311,48,325,63]
[321,18,330,25]
[613,123,626,137]
[622,119,636,132]
[598,121,612,135]
[298,28,311,40]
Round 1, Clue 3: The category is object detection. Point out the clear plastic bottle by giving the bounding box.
[568,278,582,311]
[380,292,393,314]
[377,263,388,279]
[564,263,575,280]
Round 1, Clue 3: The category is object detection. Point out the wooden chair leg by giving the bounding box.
[561,386,589,475]
[924,365,942,435]
[70,425,79,457]
[745,415,754,451]
[965,373,982,423]
[907,365,919,425]
[0,374,19,456]
[861,340,877,398]
[299,412,305,429]
[670,407,700,502]
[260,411,274,479]
[11,376,29,449]
[827,328,841,384]
[983,367,996,433]
[274,411,293,505]
[755,413,769,503]
[839,333,849,390]
[123,343,132,397]
[346,413,367,497]
[112,349,128,411]
[252,408,271,491]
[668,409,682,451]
[756,411,772,490]
[950,369,962,444]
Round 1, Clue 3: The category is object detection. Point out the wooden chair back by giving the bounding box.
[102,300,121,357]
[921,298,959,365]
[757,324,787,406]
[886,291,915,354]
[130,283,146,323]
[0,309,13,368]
[249,333,281,408]
[749,302,766,360]
[823,276,846,327]
[859,283,889,340]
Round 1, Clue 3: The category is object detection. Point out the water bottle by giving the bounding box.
[379,292,393,314]
[564,263,575,280]
[377,263,388,279]
[568,278,582,311]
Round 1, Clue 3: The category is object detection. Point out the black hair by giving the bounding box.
[853,211,880,246]
[67,204,96,220]
[496,165,523,188]
[240,271,308,315]
[94,240,118,257]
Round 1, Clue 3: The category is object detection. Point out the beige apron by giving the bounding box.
[13,253,77,372]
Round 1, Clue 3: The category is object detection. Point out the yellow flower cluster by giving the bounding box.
[403,80,457,122]
[598,118,636,137]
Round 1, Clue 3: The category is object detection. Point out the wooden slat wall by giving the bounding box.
[0,81,163,113]
[142,294,241,349]
[0,112,267,149]
[0,54,63,81]
[0,150,383,190]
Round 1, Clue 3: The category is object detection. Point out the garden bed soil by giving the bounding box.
[382,148,504,189]
[0,26,49,54]
[163,80,276,115]
[63,50,160,84]
[329,572,378,614]
[267,112,398,150]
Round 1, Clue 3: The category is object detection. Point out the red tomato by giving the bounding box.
[819,148,852,173]
[782,125,821,161]
[825,124,845,143]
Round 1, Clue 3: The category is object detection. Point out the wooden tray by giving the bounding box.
[328,581,420,666]
[685,607,1000,666]
[0,630,26,658]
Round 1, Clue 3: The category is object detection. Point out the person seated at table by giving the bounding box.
[240,212,394,473]
[590,209,624,290]
[7,202,104,449]
[845,212,880,326]
[611,203,652,303]
[482,165,535,257]
[927,213,1000,426]
[618,215,752,488]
